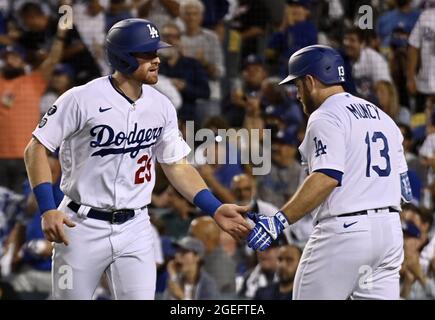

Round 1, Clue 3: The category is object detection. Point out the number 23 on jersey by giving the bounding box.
[135,154,152,184]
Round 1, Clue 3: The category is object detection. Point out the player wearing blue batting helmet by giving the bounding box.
[279,45,346,115]
[106,18,171,74]
[279,45,346,86]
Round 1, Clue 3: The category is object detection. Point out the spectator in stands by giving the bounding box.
[238,242,279,299]
[402,204,433,252]
[152,74,183,110]
[39,63,74,116]
[0,186,26,274]
[420,234,435,283]
[400,214,435,299]
[407,6,435,113]
[398,123,424,202]
[189,216,237,296]
[256,130,302,208]
[137,0,180,30]
[399,123,420,172]
[73,0,110,75]
[228,0,269,59]
[342,27,393,101]
[258,81,304,147]
[377,0,420,50]
[231,173,278,216]
[106,0,133,31]
[8,153,62,299]
[254,244,301,300]
[224,54,268,127]
[16,1,101,85]
[164,236,219,299]
[200,0,229,40]
[375,80,411,124]
[0,23,65,192]
[418,124,435,208]
[160,186,199,240]
[310,0,344,47]
[230,172,311,252]
[159,22,210,121]
[266,0,318,77]
[196,116,244,202]
[401,204,434,296]
[218,174,285,278]
[180,0,225,124]
[10,216,53,298]
[389,25,414,107]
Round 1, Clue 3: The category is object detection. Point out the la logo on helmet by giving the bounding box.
[147,24,159,39]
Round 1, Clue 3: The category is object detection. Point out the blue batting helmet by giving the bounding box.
[279,45,346,85]
[106,18,171,74]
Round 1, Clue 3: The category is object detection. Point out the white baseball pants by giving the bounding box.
[293,210,404,300]
[51,197,156,300]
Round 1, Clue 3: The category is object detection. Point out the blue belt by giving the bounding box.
[67,201,138,224]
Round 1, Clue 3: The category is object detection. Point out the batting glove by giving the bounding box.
[247,211,290,251]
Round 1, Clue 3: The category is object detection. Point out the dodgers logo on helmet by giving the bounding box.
[279,45,346,86]
[105,18,171,74]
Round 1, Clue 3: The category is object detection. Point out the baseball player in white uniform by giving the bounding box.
[247,45,412,299]
[23,19,251,300]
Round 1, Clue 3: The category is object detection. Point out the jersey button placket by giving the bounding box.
[121,110,132,208]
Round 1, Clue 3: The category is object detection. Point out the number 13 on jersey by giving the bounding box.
[365,131,391,177]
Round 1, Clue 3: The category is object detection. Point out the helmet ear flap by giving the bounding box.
[106,46,139,74]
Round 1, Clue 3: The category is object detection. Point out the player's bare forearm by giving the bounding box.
[25,138,75,245]
[161,159,251,239]
[200,169,236,203]
[160,159,208,203]
[24,138,53,188]
[281,172,338,224]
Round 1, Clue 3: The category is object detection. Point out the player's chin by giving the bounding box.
[143,73,159,85]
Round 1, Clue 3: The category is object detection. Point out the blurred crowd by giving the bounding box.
[0,0,435,300]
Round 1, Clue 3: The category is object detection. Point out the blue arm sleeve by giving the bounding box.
[313,169,343,187]
[193,189,222,216]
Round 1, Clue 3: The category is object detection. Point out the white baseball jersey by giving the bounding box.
[408,8,435,94]
[299,92,407,222]
[32,76,191,210]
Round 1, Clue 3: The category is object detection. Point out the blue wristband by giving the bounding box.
[33,182,56,215]
[193,189,222,216]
